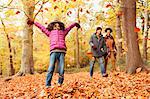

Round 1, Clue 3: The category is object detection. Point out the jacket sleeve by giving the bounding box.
[64,23,77,35]
[102,38,107,53]
[89,36,94,47]
[34,22,50,37]
[112,37,117,51]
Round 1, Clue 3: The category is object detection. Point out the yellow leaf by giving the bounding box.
[5,10,15,17]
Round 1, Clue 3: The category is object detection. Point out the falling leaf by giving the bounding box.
[66,1,69,3]
[67,11,72,16]
[86,10,90,14]
[16,11,20,14]
[106,4,112,8]
[54,6,58,10]
[134,27,140,32]
[45,8,48,11]
[80,8,83,12]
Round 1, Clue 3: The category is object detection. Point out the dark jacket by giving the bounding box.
[89,33,107,57]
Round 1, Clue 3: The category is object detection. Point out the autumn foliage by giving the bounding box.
[0,72,150,98]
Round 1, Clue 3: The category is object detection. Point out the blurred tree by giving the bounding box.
[142,0,149,62]
[1,19,15,76]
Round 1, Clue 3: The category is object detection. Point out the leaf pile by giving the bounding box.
[0,72,149,98]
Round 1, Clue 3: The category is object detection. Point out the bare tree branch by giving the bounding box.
[35,0,41,5]
[0,0,49,20]
[33,0,49,20]
[0,18,6,32]
[0,0,14,8]
[7,0,14,6]
[147,47,150,51]
[0,6,30,18]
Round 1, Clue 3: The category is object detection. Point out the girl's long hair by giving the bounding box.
[46,21,65,31]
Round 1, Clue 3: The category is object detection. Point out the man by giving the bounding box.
[89,27,108,77]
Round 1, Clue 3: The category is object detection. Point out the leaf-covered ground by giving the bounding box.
[0,72,150,98]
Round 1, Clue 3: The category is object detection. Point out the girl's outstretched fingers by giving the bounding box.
[76,23,81,29]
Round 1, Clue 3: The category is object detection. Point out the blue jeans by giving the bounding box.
[90,57,106,77]
[46,52,65,86]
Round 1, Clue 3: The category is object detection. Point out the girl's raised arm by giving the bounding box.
[64,23,80,35]
[34,22,50,37]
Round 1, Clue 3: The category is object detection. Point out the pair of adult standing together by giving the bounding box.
[89,27,117,78]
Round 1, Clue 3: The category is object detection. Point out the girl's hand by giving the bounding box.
[27,19,34,26]
[75,23,81,29]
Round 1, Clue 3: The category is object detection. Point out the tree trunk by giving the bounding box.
[6,34,15,76]
[18,0,35,75]
[121,1,128,66]
[142,0,149,63]
[1,19,15,76]
[76,8,80,68]
[122,0,143,74]
[116,15,122,58]
[0,56,2,75]
[116,0,122,58]
[0,64,2,75]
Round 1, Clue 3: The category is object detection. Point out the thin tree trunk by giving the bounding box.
[1,19,15,76]
[0,64,2,75]
[116,0,122,58]
[122,0,143,74]
[7,34,15,76]
[121,1,128,67]
[0,56,2,75]
[142,0,149,62]
[76,8,80,68]
[18,0,35,76]
[116,15,122,58]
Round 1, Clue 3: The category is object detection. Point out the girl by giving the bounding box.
[27,19,80,87]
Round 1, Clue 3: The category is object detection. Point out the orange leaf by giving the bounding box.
[66,1,69,3]
[54,6,58,10]
[67,11,72,16]
[134,27,140,32]
[16,11,20,14]
[106,4,112,8]
[45,8,48,11]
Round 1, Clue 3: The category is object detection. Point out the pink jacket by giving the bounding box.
[34,22,77,51]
